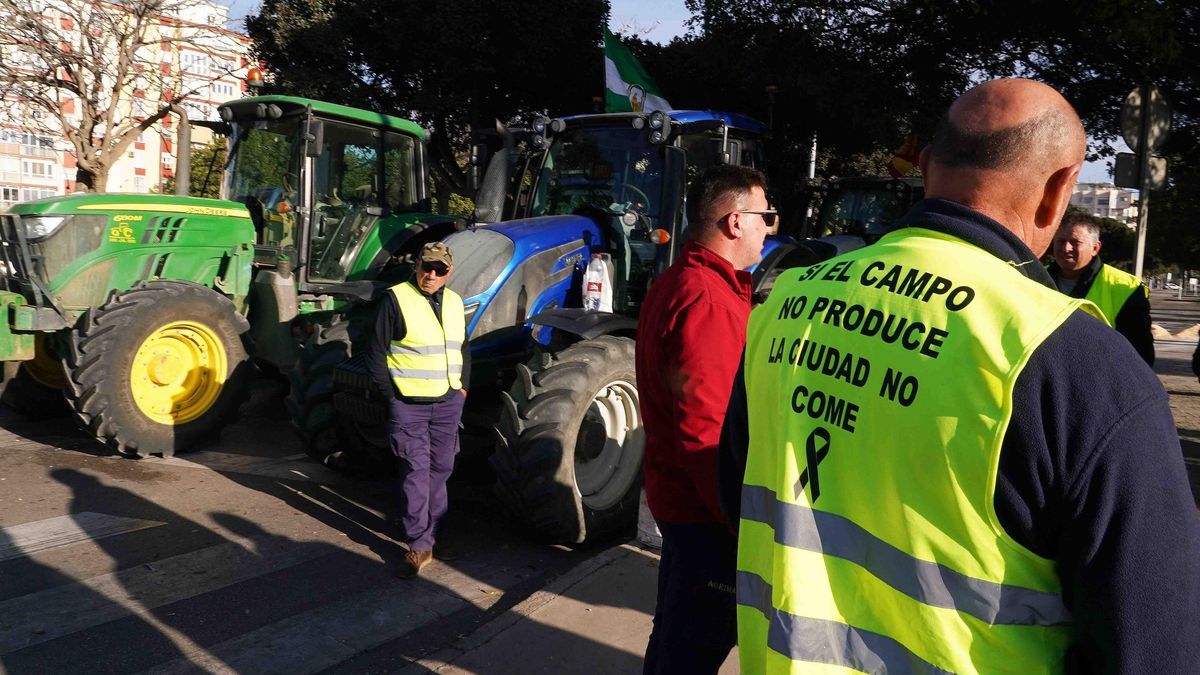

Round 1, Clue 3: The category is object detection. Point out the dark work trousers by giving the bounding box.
[643,521,738,675]
[388,391,465,551]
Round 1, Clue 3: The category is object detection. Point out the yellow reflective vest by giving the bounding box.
[1083,263,1146,328]
[739,228,1102,674]
[387,282,465,398]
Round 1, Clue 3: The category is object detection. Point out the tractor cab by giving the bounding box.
[463,110,767,332]
[218,96,433,295]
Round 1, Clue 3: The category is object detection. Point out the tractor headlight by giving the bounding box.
[20,216,67,241]
[647,111,672,144]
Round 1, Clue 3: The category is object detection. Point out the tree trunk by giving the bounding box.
[74,166,108,193]
[435,179,451,215]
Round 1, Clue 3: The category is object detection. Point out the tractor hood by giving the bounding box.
[444,214,602,339]
[4,192,251,219]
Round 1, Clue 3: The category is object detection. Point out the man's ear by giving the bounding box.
[917,146,932,175]
[719,211,741,239]
[1036,163,1082,233]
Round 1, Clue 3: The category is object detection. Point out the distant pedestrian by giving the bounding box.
[1048,213,1154,364]
[637,164,774,674]
[722,78,1200,673]
[366,242,470,578]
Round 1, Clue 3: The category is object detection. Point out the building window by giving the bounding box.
[22,160,54,179]
[20,188,55,201]
[133,176,147,192]
[0,186,18,204]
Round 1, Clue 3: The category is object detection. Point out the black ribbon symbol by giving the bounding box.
[795,427,831,502]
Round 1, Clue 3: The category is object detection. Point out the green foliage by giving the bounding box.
[162,140,227,199]
[246,0,608,213]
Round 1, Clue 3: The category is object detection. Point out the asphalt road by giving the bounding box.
[0,380,612,675]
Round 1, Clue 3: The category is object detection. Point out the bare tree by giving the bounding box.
[0,0,244,192]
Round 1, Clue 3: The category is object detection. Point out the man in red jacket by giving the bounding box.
[637,164,773,674]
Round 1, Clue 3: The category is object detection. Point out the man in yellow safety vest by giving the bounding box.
[366,241,469,579]
[719,79,1200,673]
[1048,213,1154,364]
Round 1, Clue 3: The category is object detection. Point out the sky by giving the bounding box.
[219,0,1114,183]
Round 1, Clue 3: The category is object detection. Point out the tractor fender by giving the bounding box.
[528,308,637,342]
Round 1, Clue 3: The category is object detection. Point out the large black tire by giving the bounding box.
[492,336,643,544]
[286,319,351,461]
[63,281,252,457]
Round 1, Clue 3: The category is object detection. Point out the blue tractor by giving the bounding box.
[328,110,854,543]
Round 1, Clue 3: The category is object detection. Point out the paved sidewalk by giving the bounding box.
[402,543,737,674]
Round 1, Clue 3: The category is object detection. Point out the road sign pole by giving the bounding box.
[1133,83,1152,280]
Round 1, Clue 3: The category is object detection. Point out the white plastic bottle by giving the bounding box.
[583,253,609,311]
[598,256,613,312]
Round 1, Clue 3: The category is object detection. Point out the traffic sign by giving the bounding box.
[1121,85,1172,153]
[1114,152,1167,190]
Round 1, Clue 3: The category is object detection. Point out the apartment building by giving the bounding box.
[1070,183,1139,224]
[0,0,252,208]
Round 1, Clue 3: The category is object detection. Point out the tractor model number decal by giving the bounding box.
[559,252,585,269]
[109,214,142,243]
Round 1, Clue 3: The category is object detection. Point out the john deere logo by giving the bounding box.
[627,84,646,112]
[109,224,136,243]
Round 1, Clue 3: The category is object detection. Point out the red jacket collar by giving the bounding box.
[682,240,753,302]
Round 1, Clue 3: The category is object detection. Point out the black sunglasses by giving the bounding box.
[420,262,450,276]
[738,209,778,229]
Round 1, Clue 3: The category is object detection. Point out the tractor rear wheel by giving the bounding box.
[64,281,251,457]
[492,336,643,544]
[286,319,351,462]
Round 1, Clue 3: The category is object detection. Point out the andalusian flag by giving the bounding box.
[604,28,671,113]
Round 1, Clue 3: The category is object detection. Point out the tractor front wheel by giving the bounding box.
[492,336,643,544]
[64,281,251,457]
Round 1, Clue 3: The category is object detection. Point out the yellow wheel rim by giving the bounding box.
[130,321,228,425]
[25,333,67,389]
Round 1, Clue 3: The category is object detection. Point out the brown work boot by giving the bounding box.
[395,549,432,579]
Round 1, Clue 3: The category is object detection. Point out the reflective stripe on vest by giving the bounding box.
[387,282,465,398]
[739,228,1099,674]
[1084,263,1145,327]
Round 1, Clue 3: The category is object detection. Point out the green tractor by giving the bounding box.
[0,96,458,456]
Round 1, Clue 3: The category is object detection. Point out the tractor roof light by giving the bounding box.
[631,117,645,130]
[549,118,566,133]
[532,134,548,149]
[246,66,264,90]
[532,117,549,135]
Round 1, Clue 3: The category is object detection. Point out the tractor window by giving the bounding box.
[384,133,419,212]
[677,131,763,187]
[309,120,384,283]
[530,126,663,222]
[225,117,302,248]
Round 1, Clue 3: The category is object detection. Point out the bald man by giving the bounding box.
[720,79,1199,673]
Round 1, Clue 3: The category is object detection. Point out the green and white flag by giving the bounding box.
[604,27,671,113]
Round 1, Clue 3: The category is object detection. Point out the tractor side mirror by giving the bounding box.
[304,119,324,157]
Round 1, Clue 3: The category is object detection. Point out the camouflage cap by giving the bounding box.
[420,241,453,266]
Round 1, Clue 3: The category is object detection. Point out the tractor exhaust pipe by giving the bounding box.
[168,103,191,196]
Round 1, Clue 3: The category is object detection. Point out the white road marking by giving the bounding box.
[0,513,164,563]
[145,451,340,482]
[138,560,503,675]
[0,532,333,655]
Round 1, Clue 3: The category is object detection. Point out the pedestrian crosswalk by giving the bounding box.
[0,426,578,675]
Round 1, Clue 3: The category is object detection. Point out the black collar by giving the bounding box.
[892,199,1057,290]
